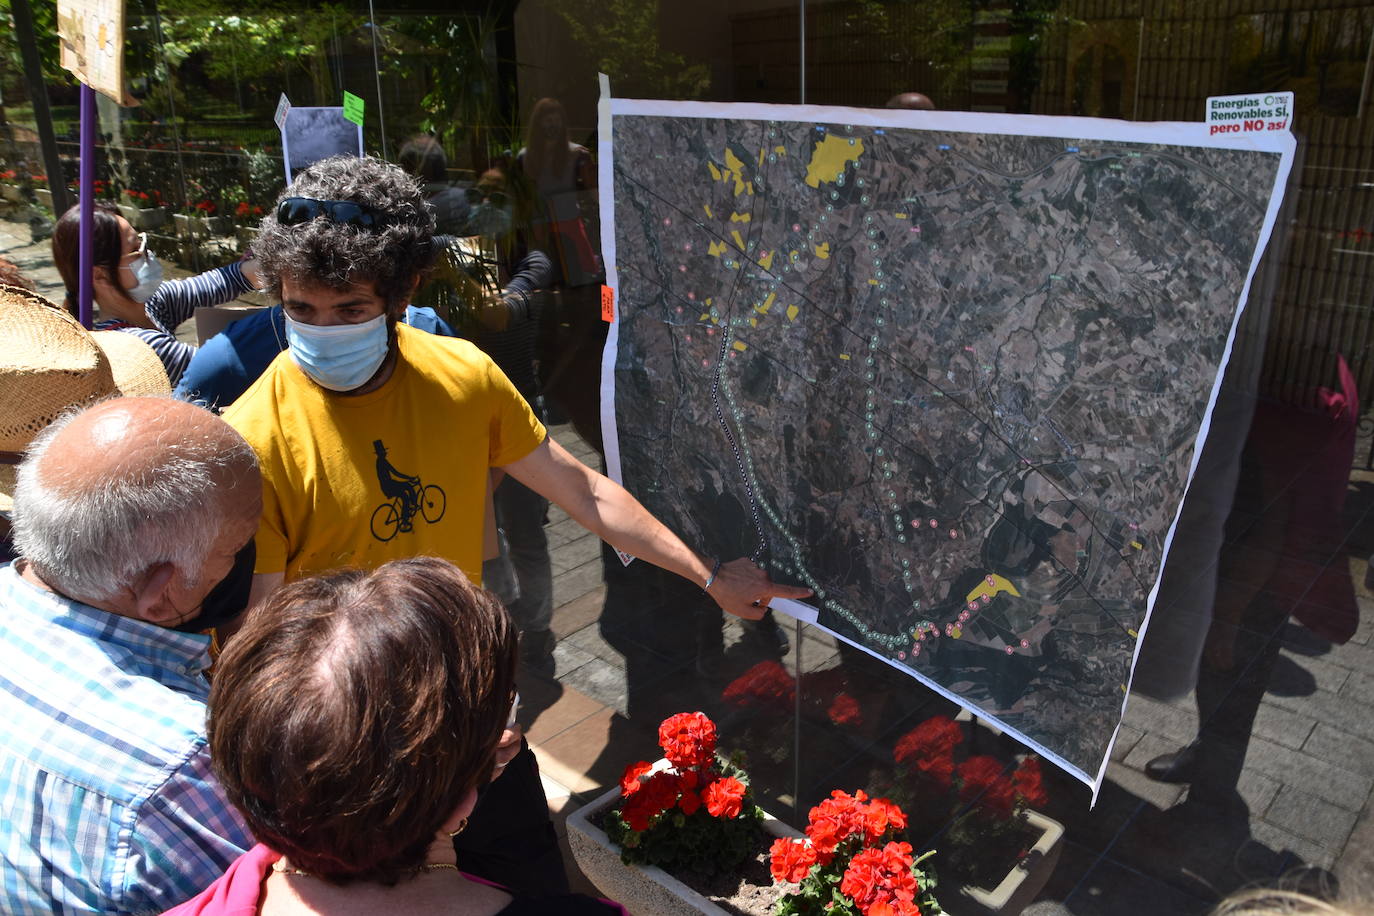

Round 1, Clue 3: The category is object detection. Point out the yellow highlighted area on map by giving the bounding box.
[787,304,799,321]
[805,134,865,188]
[730,212,752,223]
[839,353,850,360]
[724,149,749,195]
[775,145,786,156]
[814,242,831,259]
[708,162,721,181]
[733,341,748,351]
[965,574,1021,605]
[758,293,776,313]
[708,240,727,257]
[731,230,746,250]
[758,251,774,270]
[895,212,907,219]
[703,204,713,218]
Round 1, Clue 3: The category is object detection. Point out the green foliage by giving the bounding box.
[544,0,711,100]
[378,6,517,166]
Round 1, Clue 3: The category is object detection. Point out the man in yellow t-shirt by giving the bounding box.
[224,155,811,895]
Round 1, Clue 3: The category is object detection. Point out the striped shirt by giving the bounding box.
[95,263,254,388]
[0,563,252,916]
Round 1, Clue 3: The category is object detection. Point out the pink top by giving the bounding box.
[160,843,628,916]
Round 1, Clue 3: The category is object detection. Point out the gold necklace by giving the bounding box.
[272,860,459,877]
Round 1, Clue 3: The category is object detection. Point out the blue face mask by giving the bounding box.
[284,312,390,392]
[125,253,164,303]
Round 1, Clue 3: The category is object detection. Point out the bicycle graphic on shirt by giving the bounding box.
[370,439,447,542]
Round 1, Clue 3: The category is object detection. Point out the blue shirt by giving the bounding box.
[174,304,456,411]
[0,564,251,915]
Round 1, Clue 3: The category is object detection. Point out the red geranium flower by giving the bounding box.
[620,769,679,831]
[703,775,746,819]
[958,755,1017,817]
[1012,756,1049,808]
[722,660,796,710]
[769,837,817,883]
[619,760,653,797]
[839,841,920,915]
[893,715,963,790]
[863,796,908,839]
[658,711,717,769]
[678,788,701,816]
[805,789,871,860]
[827,692,863,728]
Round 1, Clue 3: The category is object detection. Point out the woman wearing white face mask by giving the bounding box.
[51,201,263,387]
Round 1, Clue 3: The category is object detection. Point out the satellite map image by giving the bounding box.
[602,105,1288,780]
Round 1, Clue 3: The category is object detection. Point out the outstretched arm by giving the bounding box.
[502,438,811,619]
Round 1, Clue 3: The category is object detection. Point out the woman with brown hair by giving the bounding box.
[50,201,260,386]
[514,97,599,289]
[162,557,625,915]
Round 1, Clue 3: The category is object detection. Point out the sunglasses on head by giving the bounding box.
[275,197,399,230]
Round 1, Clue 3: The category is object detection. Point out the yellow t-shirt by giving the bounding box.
[223,323,546,583]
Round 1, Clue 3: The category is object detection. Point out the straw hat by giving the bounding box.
[0,284,171,511]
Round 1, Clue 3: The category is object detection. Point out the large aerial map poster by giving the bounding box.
[598,92,1295,790]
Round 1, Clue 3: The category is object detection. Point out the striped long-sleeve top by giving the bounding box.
[94,262,254,387]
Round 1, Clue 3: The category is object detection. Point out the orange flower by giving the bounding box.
[619,760,653,797]
[703,775,746,819]
[769,837,817,883]
[658,711,717,769]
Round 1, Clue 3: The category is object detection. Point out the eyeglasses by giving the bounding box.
[465,186,508,208]
[275,197,399,230]
[122,232,150,265]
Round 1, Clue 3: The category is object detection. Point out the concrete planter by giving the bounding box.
[119,204,168,230]
[1,184,24,203]
[566,762,802,916]
[33,188,52,210]
[948,808,1065,916]
[174,213,233,238]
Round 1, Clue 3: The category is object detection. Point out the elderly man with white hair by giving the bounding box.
[0,394,260,916]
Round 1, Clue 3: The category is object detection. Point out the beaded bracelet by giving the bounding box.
[702,557,723,591]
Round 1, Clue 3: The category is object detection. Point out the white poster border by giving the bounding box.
[597,86,1297,800]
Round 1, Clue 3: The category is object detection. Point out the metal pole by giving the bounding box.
[367,0,389,159]
[78,83,96,329]
[10,0,71,216]
[799,0,807,105]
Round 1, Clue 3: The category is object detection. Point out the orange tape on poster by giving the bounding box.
[601,285,614,322]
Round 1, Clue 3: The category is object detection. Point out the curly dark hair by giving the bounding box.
[253,155,437,311]
[208,557,518,885]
